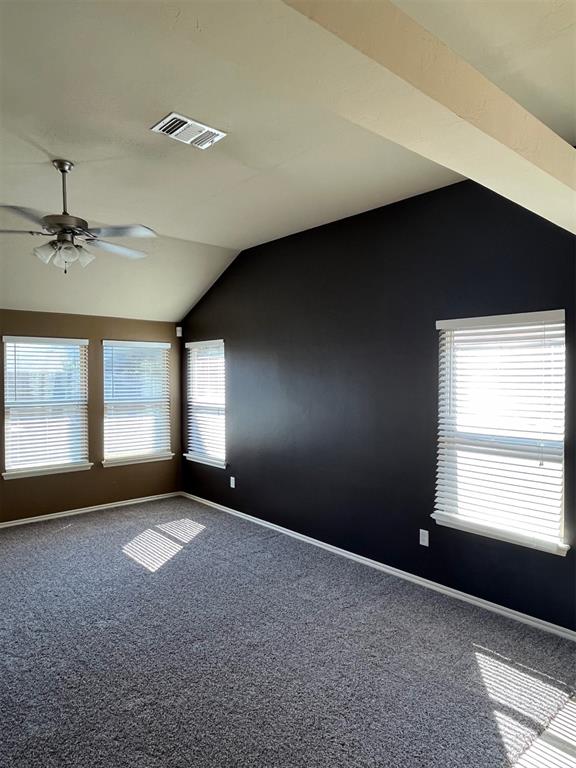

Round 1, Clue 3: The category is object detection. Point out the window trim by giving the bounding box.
[183,452,227,470]
[185,339,226,469]
[102,339,171,350]
[432,511,570,556]
[2,462,93,481]
[436,309,565,331]
[102,452,174,468]
[185,339,225,349]
[433,309,569,556]
[3,336,90,346]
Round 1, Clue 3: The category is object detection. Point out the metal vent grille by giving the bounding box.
[151,112,226,150]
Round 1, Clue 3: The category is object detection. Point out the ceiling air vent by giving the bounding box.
[150,112,226,150]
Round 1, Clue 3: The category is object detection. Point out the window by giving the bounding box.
[103,340,172,466]
[3,336,91,479]
[434,310,567,556]
[185,340,226,468]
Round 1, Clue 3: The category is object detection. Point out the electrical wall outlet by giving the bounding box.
[419,529,429,547]
[229,476,236,489]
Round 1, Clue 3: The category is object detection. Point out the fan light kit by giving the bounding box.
[0,159,156,273]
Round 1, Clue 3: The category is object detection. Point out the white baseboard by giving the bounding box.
[0,492,181,530]
[181,493,576,643]
[2,489,574,642]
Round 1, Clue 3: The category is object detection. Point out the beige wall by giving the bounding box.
[0,309,182,523]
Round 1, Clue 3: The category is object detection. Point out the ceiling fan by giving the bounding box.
[0,159,156,273]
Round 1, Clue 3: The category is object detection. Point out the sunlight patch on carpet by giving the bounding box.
[514,698,576,767]
[122,529,183,572]
[122,519,205,572]
[156,519,206,543]
[475,646,573,764]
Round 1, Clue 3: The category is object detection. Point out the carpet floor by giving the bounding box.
[0,498,574,768]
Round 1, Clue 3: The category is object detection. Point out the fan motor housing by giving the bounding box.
[42,214,89,234]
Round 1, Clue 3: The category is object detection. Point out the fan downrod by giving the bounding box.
[52,159,74,214]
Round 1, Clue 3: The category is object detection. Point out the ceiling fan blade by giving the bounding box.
[88,239,148,259]
[86,224,156,239]
[0,205,47,225]
[0,229,47,235]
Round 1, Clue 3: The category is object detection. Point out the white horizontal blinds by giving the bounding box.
[434,311,566,547]
[103,341,171,460]
[186,340,225,465]
[4,337,89,471]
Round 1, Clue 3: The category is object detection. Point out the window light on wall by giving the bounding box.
[434,310,568,556]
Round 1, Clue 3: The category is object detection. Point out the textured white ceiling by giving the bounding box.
[394,0,576,145]
[0,0,573,320]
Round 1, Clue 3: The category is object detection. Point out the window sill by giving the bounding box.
[184,453,227,469]
[102,453,174,468]
[2,462,94,480]
[432,512,570,556]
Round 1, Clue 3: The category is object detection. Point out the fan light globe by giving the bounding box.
[59,242,79,262]
[77,246,95,268]
[52,250,68,270]
[33,241,56,264]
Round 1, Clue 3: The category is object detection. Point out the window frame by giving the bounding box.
[184,339,226,470]
[2,335,93,480]
[433,309,569,556]
[101,339,174,468]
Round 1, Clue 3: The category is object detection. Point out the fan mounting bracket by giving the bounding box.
[52,159,74,174]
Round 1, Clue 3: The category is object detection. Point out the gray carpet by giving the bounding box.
[0,498,574,768]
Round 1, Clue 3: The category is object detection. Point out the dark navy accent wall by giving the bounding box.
[182,181,576,630]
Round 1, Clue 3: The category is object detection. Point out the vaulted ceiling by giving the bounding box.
[0,0,574,321]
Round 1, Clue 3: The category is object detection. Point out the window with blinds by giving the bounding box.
[103,340,172,465]
[185,340,226,468]
[434,310,567,556]
[3,336,91,478]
